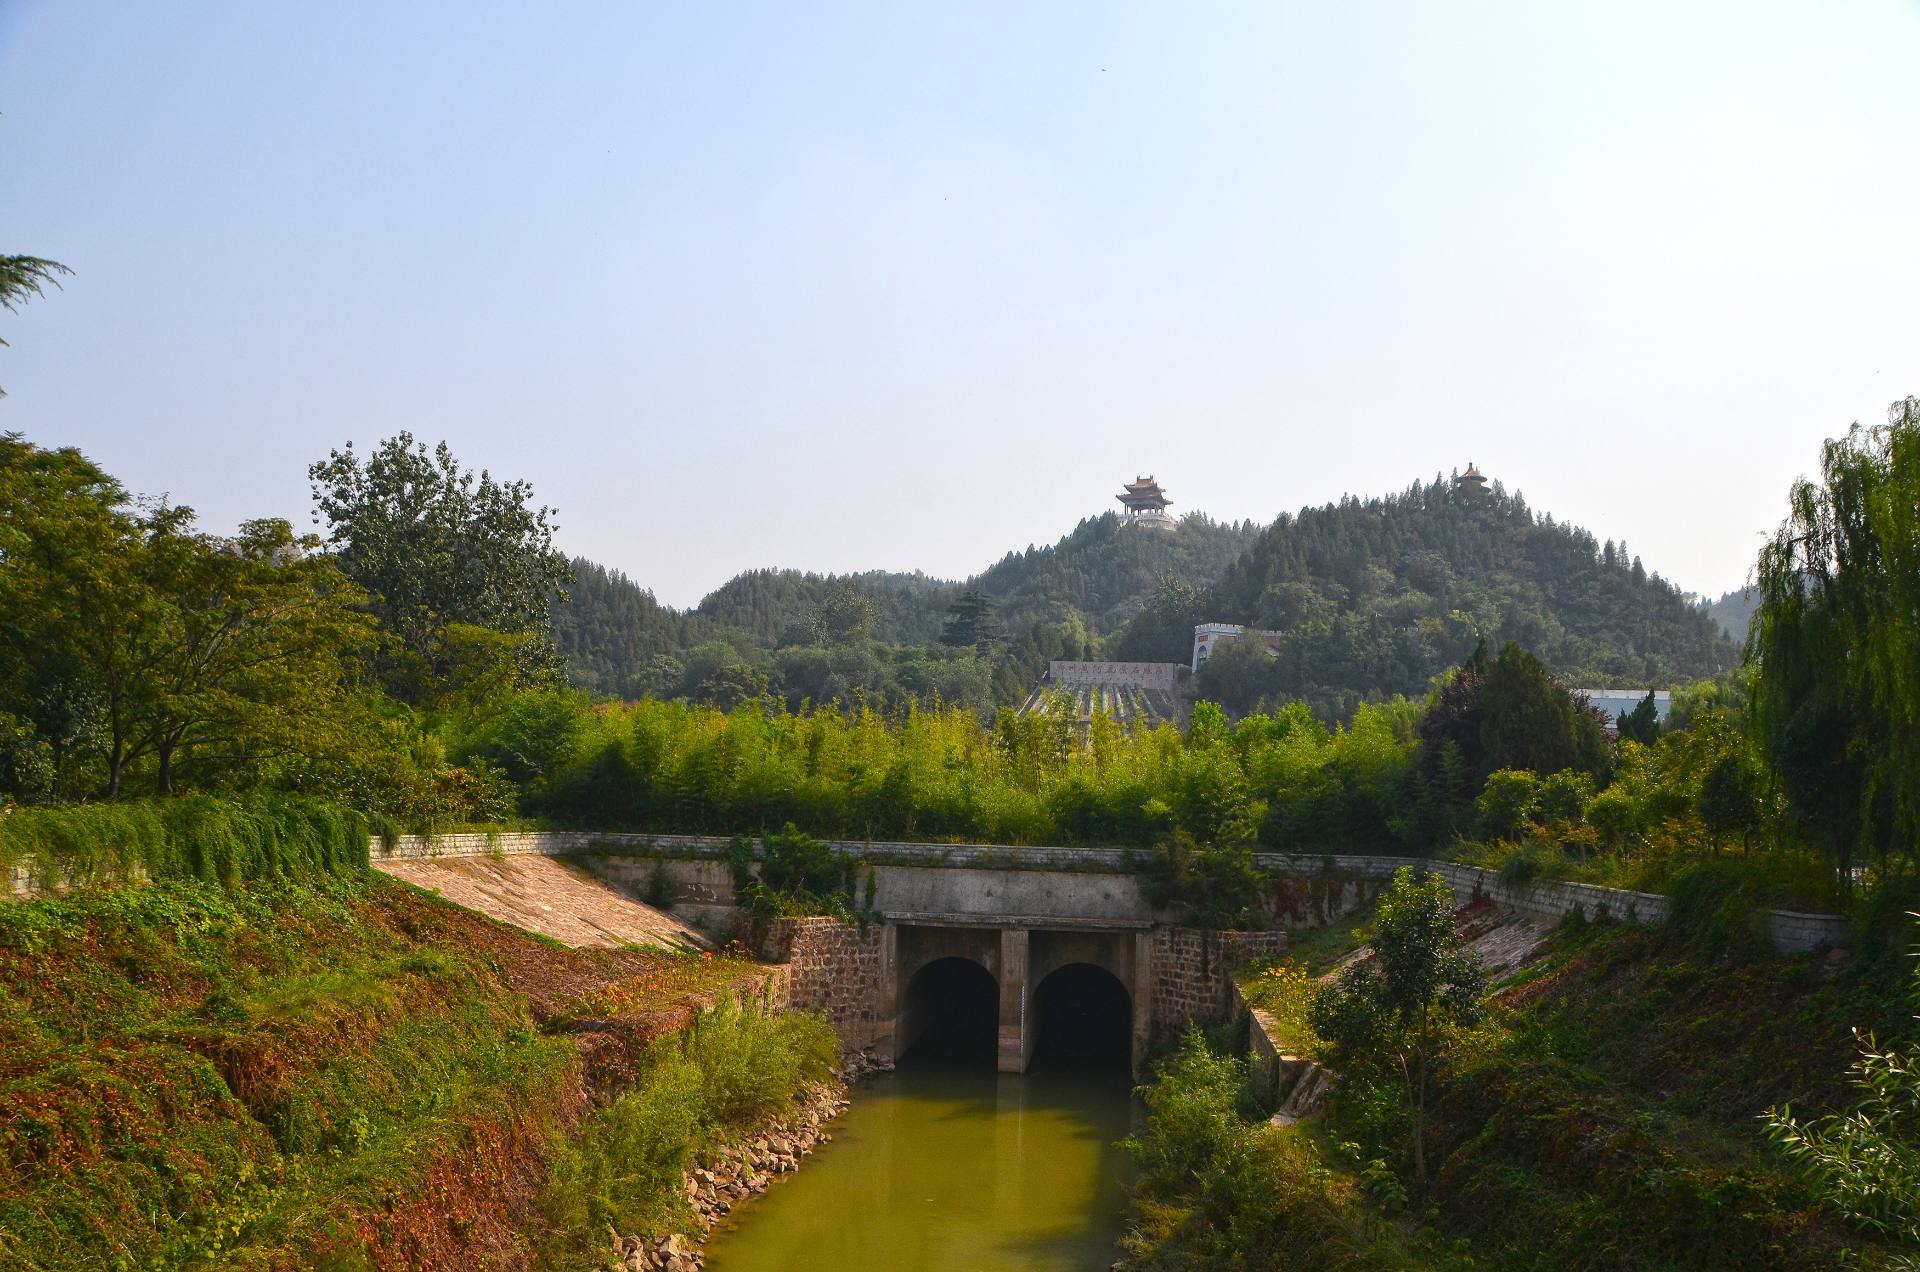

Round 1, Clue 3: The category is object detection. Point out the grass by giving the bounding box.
[1191,901,1920,1268]
[1412,927,1914,1268]
[536,993,838,1261]
[1,796,369,895]
[0,870,780,1269]
[1239,903,1378,1056]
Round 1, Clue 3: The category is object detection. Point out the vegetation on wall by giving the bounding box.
[725,824,862,924]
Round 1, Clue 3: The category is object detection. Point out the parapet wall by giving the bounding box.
[357,832,1849,954]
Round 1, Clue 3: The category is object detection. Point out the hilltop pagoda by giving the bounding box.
[1117,476,1175,530]
[1455,462,1489,497]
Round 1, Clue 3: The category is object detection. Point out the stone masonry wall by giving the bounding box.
[754,917,888,1056]
[1151,927,1290,1037]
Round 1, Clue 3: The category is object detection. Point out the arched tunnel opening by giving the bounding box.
[1030,962,1132,1074]
[897,957,999,1068]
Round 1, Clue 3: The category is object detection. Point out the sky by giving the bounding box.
[3,2,1918,608]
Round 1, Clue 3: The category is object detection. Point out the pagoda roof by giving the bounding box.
[1457,462,1488,485]
[1123,476,1164,492]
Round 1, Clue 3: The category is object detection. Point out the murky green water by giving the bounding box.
[703,1060,1136,1271]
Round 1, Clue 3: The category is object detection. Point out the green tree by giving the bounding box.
[1479,642,1606,779]
[1312,867,1487,1182]
[1110,571,1209,663]
[940,589,999,649]
[1697,751,1759,852]
[2,438,373,796]
[1475,768,1539,839]
[0,255,71,397]
[454,689,587,792]
[1617,691,1661,744]
[1194,632,1278,717]
[308,434,570,702]
[1751,398,1920,881]
[695,662,770,712]
[0,435,121,794]
[0,710,53,803]
[813,582,877,646]
[132,516,374,795]
[1535,768,1596,826]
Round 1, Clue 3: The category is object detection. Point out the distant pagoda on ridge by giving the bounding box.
[1117,475,1176,530]
[1454,462,1489,497]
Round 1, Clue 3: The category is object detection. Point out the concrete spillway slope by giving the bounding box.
[375,852,711,951]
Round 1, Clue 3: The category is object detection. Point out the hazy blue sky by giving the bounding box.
[4,2,1917,607]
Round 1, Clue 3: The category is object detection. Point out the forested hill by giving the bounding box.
[1704,585,1759,645]
[692,568,956,646]
[552,559,720,696]
[973,512,1261,635]
[552,512,1260,697]
[1120,476,1737,715]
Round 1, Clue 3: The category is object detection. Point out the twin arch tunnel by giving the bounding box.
[889,923,1148,1073]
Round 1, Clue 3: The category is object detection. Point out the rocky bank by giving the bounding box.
[610,1055,889,1272]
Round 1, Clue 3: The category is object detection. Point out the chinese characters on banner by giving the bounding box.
[1046,661,1179,691]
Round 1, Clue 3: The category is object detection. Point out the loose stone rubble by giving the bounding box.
[611,1068,864,1272]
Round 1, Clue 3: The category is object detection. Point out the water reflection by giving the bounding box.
[703,1049,1135,1271]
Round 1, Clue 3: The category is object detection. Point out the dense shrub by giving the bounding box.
[536,695,1422,856]
[0,795,369,892]
[1138,830,1266,930]
[1120,1028,1433,1269]
[726,825,861,922]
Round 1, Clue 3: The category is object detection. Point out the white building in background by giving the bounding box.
[1191,623,1284,673]
[1577,689,1673,731]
